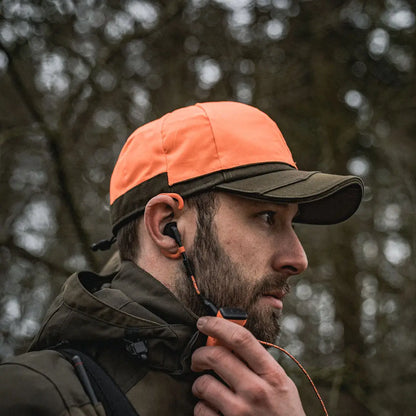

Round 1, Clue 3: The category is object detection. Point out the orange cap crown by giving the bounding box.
[110,102,296,205]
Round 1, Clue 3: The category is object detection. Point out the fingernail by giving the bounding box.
[197,317,208,328]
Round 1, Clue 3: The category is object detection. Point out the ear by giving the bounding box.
[144,194,184,259]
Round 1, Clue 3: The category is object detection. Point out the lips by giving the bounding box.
[265,289,286,299]
[261,290,286,310]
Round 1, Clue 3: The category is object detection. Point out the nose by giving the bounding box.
[272,228,308,276]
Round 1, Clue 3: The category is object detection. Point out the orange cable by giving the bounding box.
[259,340,329,416]
[191,275,201,295]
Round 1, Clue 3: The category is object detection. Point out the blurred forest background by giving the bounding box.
[0,0,415,415]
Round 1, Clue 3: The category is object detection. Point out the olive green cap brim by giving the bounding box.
[215,169,364,225]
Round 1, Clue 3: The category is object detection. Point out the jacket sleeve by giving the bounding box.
[0,360,67,415]
[0,350,105,416]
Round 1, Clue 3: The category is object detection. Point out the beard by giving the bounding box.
[174,217,290,344]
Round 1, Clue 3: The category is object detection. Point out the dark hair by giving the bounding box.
[117,216,141,261]
[117,191,218,261]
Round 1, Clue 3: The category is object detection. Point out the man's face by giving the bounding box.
[175,193,308,343]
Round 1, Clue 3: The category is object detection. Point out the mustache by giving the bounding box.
[247,274,291,308]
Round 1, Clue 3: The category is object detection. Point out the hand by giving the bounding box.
[191,316,306,416]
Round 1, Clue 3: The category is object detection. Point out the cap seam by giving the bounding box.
[218,175,362,201]
[160,113,170,186]
[196,103,224,171]
[218,180,362,204]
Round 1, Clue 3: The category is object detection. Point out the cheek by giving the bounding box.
[219,230,250,259]
[221,235,244,254]
[220,232,269,275]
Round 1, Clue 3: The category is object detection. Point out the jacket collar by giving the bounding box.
[31,261,205,374]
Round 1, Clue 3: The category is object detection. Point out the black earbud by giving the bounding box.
[163,222,182,246]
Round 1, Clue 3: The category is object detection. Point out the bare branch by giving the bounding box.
[1,44,97,269]
[56,1,188,141]
[3,239,73,277]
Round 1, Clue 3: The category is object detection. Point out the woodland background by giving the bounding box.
[0,1,415,415]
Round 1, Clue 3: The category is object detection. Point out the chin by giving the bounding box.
[245,305,281,343]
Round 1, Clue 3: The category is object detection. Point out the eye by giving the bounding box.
[258,211,276,226]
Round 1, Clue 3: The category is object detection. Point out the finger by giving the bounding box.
[197,316,286,379]
[192,345,279,406]
[192,373,239,415]
[194,400,219,416]
[192,345,255,390]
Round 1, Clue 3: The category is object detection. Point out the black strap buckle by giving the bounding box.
[124,338,148,361]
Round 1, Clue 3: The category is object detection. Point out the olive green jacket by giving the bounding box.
[0,261,205,415]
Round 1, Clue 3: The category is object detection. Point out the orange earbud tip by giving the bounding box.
[161,246,183,259]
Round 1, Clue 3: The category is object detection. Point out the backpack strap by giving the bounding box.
[55,347,139,416]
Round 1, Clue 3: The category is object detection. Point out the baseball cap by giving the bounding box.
[110,101,363,234]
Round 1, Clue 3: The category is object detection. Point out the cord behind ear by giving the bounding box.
[160,193,184,210]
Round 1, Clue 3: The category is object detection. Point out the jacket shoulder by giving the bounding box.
[0,350,102,415]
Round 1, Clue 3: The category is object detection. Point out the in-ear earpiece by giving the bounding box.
[163,222,182,247]
[162,222,185,259]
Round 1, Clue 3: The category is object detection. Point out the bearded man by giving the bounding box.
[0,102,363,415]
